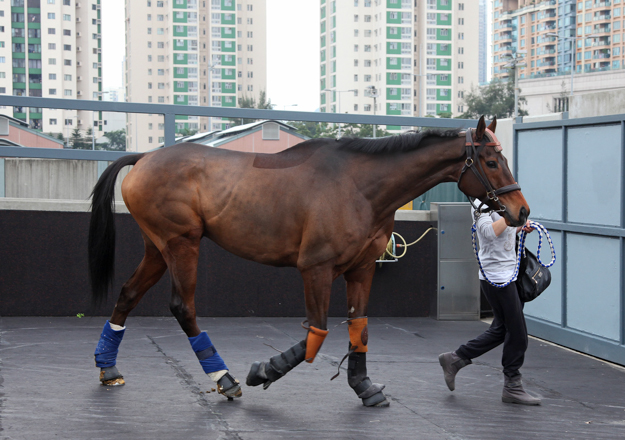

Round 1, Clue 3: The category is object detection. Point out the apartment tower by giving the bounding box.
[319,0,479,129]
[493,0,623,81]
[1,0,102,140]
[125,0,267,152]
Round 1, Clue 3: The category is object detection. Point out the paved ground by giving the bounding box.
[1,316,625,440]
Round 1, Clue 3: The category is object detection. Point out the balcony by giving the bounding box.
[593,14,611,21]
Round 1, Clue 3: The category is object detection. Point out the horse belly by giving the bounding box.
[203,198,304,268]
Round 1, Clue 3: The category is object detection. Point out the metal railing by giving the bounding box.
[0,95,477,161]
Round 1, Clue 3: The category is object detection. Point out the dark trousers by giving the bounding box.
[456,280,528,379]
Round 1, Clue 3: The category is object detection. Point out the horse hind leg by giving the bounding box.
[95,233,167,386]
[246,264,332,390]
[344,265,389,407]
[163,231,242,400]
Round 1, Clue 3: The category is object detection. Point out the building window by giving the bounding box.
[49,119,57,125]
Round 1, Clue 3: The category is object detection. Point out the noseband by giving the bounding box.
[457,128,521,215]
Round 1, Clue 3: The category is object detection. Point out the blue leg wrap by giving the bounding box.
[189,332,228,374]
[94,321,125,368]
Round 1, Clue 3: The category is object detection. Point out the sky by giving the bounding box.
[101,0,321,112]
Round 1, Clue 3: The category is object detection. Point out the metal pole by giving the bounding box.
[514,65,518,119]
[338,91,342,138]
[373,94,377,138]
[92,111,95,150]
[208,69,212,131]
[570,37,575,97]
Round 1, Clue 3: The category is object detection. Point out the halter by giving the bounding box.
[458,128,521,217]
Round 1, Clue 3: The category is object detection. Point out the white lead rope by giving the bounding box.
[471,219,556,288]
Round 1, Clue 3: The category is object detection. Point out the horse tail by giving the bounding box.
[89,153,144,305]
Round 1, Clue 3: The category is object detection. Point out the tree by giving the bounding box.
[231,89,274,126]
[340,123,391,138]
[69,127,90,150]
[102,129,127,151]
[459,78,528,119]
[288,121,391,139]
[177,127,198,137]
[287,121,337,139]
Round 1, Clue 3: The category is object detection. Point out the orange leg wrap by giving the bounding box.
[305,326,329,363]
[348,317,368,353]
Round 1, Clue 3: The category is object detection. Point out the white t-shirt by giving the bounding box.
[472,207,517,283]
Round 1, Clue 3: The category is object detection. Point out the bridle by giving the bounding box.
[457,128,521,216]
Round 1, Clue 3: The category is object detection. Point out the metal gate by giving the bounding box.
[514,113,625,366]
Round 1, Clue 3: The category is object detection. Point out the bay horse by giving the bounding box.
[89,116,529,407]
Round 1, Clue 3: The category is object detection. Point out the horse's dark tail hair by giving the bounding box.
[88,153,144,306]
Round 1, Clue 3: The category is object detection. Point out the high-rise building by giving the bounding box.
[478,0,488,84]
[319,0,479,129]
[0,0,102,140]
[492,0,624,81]
[125,0,267,152]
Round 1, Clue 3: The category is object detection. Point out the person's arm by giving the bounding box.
[491,217,508,237]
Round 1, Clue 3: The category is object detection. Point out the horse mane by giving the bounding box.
[337,127,463,154]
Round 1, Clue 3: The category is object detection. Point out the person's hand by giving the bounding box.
[521,220,534,233]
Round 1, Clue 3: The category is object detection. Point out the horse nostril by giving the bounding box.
[519,206,529,223]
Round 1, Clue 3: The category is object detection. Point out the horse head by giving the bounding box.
[457,116,530,227]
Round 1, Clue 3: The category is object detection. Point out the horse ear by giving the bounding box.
[475,115,486,141]
[487,116,497,133]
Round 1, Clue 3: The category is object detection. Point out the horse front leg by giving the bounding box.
[246,264,333,389]
[344,264,390,407]
[163,232,242,400]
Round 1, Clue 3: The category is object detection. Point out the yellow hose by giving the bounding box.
[378,227,437,261]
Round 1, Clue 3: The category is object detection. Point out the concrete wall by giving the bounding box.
[519,69,625,117]
[570,88,625,119]
[2,158,129,202]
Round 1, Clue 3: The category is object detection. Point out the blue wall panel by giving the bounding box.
[566,233,621,342]
[517,129,563,222]
[567,124,622,227]
[523,230,562,325]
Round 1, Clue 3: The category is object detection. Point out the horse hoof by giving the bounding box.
[218,383,242,399]
[362,391,390,407]
[101,377,125,387]
[246,361,268,387]
[99,366,124,386]
[217,373,242,399]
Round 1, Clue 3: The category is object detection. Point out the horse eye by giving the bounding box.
[486,161,498,169]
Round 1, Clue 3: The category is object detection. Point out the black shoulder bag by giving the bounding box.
[516,248,551,302]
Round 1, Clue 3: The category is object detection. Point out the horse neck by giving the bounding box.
[356,135,466,220]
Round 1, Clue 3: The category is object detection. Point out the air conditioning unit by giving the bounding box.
[78,120,83,125]
[77,91,83,96]
[76,46,82,52]
[77,32,82,37]
[76,61,82,66]
[77,76,83,81]
[76,17,81,22]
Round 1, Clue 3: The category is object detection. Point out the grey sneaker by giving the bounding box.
[438,351,471,391]
[502,376,541,406]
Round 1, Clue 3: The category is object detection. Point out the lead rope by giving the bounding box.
[471,219,556,288]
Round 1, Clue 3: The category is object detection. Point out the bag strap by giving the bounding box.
[471,219,556,288]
